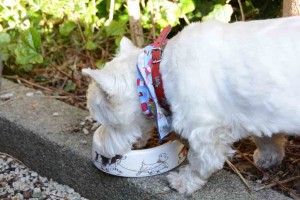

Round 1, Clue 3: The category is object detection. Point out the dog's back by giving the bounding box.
[161,16,300,137]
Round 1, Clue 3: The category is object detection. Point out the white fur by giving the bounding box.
[83,16,300,194]
[82,43,154,158]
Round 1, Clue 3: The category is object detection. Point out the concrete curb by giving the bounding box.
[0,79,292,200]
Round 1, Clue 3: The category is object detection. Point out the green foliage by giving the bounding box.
[202,4,233,22]
[105,20,127,36]
[0,0,282,80]
[180,0,196,14]
[0,32,11,46]
[65,81,76,92]
[15,28,43,65]
[0,0,121,74]
[141,0,196,29]
[59,21,76,37]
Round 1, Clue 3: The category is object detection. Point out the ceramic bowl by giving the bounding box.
[92,126,187,177]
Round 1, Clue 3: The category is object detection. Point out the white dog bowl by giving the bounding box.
[92,126,187,177]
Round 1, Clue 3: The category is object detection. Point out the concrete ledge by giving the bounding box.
[0,79,291,200]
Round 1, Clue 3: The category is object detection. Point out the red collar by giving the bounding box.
[151,25,172,114]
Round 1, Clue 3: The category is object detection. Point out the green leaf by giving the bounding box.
[0,49,10,61]
[15,44,43,65]
[180,0,195,14]
[96,59,105,69]
[22,64,34,72]
[97,0,108,18]
[164,2,181,26]
[65,81,76,92]
[14,27,43,65]
[0,32,11,46]
[84,27,92,37]
[59,21,76,36]
[105,20,127,36]
[245,0,251,7]
[86,40,97,50]
[21,28,41,52]
[115,35,122,46]
[202,4,233,23]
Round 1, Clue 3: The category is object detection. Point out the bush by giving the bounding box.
[0,0,281,101]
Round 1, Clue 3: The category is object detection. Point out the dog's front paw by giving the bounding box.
[167,166,206,195]
[167,171,187,194]
[253,149,284,169]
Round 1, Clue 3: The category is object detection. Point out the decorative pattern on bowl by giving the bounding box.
[92,126,187,177]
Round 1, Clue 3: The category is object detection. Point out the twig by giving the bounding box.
[0,152,28,169]
[43,95,86,99]
[290,192,300,200]
[292,158,300,164]
[286,152,300,157]
[2,75,53,92]
[0,96,21,106]
[108,0,115,24]
[237,0,245,21]
[255,176,300,191]
[175,3,190,25]
[77,21,86,43]
[234,147,300,198]
[0,54,3,92]
[53,65,73,80]
[183,14,190,24]
[223,166,258,178]
[67,49,94,61]
[76,22,96,69]
[226,158,251,190]
[287,144,300,148]
[150,1,156,40]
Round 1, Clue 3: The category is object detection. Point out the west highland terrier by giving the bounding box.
[83,16,300,194]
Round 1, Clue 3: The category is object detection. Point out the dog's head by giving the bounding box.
[83,37,155,158]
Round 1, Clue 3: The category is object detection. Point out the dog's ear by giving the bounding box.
[82,68,112,94]
[82,68,128,99]
[119,37,136,54]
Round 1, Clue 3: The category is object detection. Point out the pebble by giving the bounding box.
[0,153,88,200]
[83,128,89,135]
[256,179,262,184]
[80,121,86,126]
[52,112,59,116]
[85,116,93,122]
[79,116,100,136]
[25,91,44,97]
[31,172,38,177]
[0,92,14,100]
[67,188,75,193]
[91,122,99,131]
[33,187,41,193]
[35,91,44,96]
[80,140,87,145]
[26,92,34,97]
[7,157,13,163]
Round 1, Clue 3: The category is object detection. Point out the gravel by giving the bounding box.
[0,114,100,200]
[0,153,89,200]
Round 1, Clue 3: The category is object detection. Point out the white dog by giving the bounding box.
[83,16,300,195]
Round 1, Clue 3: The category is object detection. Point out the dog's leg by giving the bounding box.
[167,149,206,195]
[167,126,235,195]
[253,134,286,168]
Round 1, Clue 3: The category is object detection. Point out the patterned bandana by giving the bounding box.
[136,45,171,141]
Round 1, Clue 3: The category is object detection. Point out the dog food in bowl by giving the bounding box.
[92,126,187,177]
